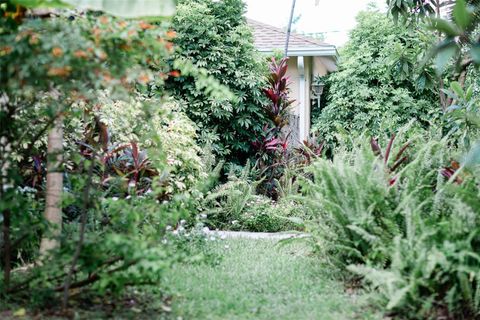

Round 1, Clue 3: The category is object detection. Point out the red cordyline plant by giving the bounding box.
[254,57,294,156]
[263,57,295,131]
[254,57,295,198]
[370,133,410,186]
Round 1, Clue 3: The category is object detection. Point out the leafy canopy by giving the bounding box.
[312,9,439,145]
[167,0,267,163]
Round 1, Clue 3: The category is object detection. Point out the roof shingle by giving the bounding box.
[247,19,333,52]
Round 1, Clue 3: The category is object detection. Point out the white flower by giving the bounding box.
[209,236,216,241]
[200,213,207,219]
[224,245,229,249]
[180,219,186,225]
[231,220,238,225]
[166,225,172,231]
[125,195,131,200]
[172,230,179,235]
[111,197,119,201]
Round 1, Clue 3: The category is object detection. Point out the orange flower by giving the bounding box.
[118,21,128,29]
[0,46,12,56]
[139,21,154,30]
[92,27,101,37]
[74,50,88,58]
[103,72,113,82]
[128,29,137,37]
[169,70,180,77]
[166,30,177,39]
[47,66,72,77]
[165,41,174,52]
[99,16,109,24]
[138,73,151,84]
[52,47,63,57]
[29,34,39,45]
[119,43,132,51]
[97,50,107,60]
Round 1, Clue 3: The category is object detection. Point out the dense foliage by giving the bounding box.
[167,0,267,163]
[0,2,227,312]
[312,9,439,146]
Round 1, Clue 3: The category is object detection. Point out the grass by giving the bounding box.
[2,238,382,319]
[162,238,382,320]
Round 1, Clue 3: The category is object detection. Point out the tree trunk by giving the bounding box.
[2,209,11,290]
[39,115,63,255]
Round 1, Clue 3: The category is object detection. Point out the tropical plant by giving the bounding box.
[167,0,267,163]
[312,9,439,147]
[254,57,295,198]
[349,158,480,319]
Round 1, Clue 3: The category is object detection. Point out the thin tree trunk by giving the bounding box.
[62,149,96,309]
[39,115,63,255]
[284,0,297,57]
[2,209,11,290]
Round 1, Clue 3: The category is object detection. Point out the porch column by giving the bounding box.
[297,56,306,142]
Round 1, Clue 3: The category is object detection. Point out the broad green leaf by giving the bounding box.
[430,18,462,37]
[453,0,471,30]
[466,85,473,101]
[463,142,480,169]
[470,45,480,64]
[450,81,464,100]
[435,41,459,73]
[11,0,70,8]
[12,0,176,18]
[63,0,176,18]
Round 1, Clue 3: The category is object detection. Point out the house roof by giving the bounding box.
[247,19,337,57]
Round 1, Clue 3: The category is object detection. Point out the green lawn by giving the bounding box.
[163,238,382,320]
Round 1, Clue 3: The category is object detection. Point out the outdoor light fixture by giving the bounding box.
[311,82,324,97]
[311,81,325,108]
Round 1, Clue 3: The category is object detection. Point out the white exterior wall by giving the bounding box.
[284,56,330,143]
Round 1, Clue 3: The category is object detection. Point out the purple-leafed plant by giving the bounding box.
[370,133,410,185]
[254,57,295,198]
[263,57,295,131]
[295,138,325,166]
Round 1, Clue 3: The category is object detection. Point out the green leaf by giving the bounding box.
[430,18,462,37]
[450,81,465,100]
[465,86,473,101]
[470,45,480,64]
[434,41,459,73]
[11,0,71,8]
[63,0,176,18]
[453,0,471,30]
[386,285,411,310]
[463,142,480,169]
[12,0,176,18]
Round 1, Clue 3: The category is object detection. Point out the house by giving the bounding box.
[248,19,338,142]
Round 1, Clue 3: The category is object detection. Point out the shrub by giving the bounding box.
[298,139,403,270]
[94,97,206,195]
[168,0,267,163]
[350,171,480,319]
[312,9,439,147]
[300,128,480,318]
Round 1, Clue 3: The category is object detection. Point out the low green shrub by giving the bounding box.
[299,130,480,318]
[350,173,480,319]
